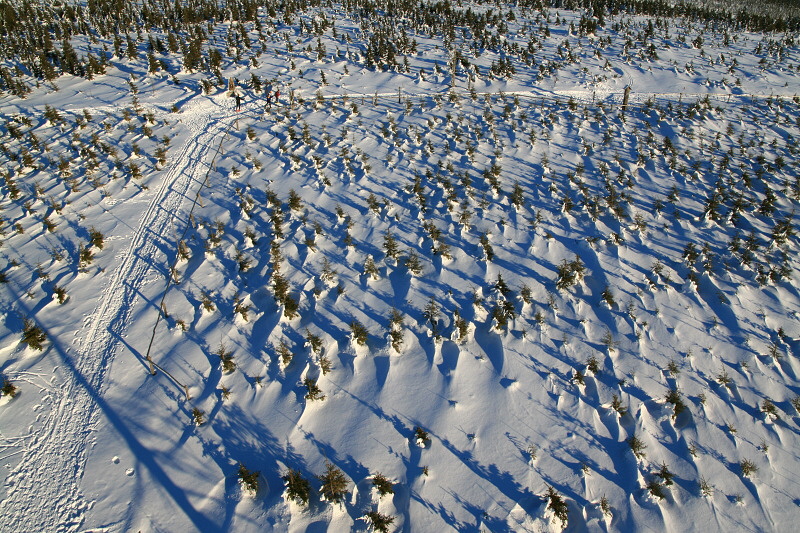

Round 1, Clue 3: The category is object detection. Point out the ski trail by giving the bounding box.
[0,104,224,532]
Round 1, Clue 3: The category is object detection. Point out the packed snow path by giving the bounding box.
[0,99,230,531]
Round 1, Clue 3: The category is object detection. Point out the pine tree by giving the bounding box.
[283,469,311,505]
[317,461,348,504]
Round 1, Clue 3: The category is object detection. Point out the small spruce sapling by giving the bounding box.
[546,486,569,530]
[89,227,104,249]
[646,478,666,500]
[611,394,627,416]
[364,511,395,533]
[414,426,430,447]
[53,285,68,304]
[305,329,324,355]
[317,461,348,504]
[791,396,800,413]
[319,355,332,375]
[277,340,293,367]
[21,319,47,351]
[217,344,235,373]
[665,388,687,419]
[656,462,674,486]
[350,320,368,346]
[587,355,600,375]
[192,407,206,426]
[761,399,780,420]
[739,459,757,478]
[200,291,215,312]
[599,495,611,516]
[699,476,714,497]
[304,377,325,401]
[404,250,423,276]
[238,463,260,494]
[627,434,647,459]
[1,378,19,399]
[383,231,400,261]
[363,255,380,279]
[372,473,394,497]
[283,469,311,506]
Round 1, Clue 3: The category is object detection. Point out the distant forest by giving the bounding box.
[0,0,798,96]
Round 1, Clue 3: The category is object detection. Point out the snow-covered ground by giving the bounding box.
[1,3,799,532]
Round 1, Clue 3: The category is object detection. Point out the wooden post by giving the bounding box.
[146,355,156,375]
[622,85,631,114]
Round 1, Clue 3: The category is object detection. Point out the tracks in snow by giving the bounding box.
[0,105,225,532]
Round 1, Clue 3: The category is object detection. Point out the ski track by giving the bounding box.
[0,103,225,532]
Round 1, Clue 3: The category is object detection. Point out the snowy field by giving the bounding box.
[1,2,800,531]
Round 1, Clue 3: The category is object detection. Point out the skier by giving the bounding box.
[265,92,272,112]
[275,89,280,104]
[235,91,242,112]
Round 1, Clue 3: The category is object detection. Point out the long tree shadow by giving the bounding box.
[44,324,221,531]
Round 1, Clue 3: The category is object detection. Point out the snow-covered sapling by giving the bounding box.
[414,426,430,447]
[317,461,348,504]
[53,285,68,304]
[740,459,757,478]
[216,344,235,373]
[88,227,104,249]
[587,355,600,375]
[372,472,394,497]
[646,478,666,500]
[319,355,332,375]
[304,377,325,401]
[404,250,423,276]
[21,319,46,351]
[627,434,647,459]
[600,329,618,352]
[761,399,780,420]
[200,291,215,312]
[601,285,616,308]
[546,486,569,530]
[452,309,469,342]
[665,388,686,419]
[363,511,395,533]
[287,189,303,212]
[655,462,674,486]
[599,495,611,516]
[479,233,495,261]
[283,469,311,506]
[238,463,260,495]
[276,340,293,367]
[350,320,369,346]
[525,444,539,461]
[1,378,18,399]
[320,257,337,285]
[304,329,324,355]
[363,255,380,279]
[699,477,714,497]
[791,396,800,413]
[611,394,627,417]
[78,245,95,269]
[191,407,206,426]
[383,230,400,261]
